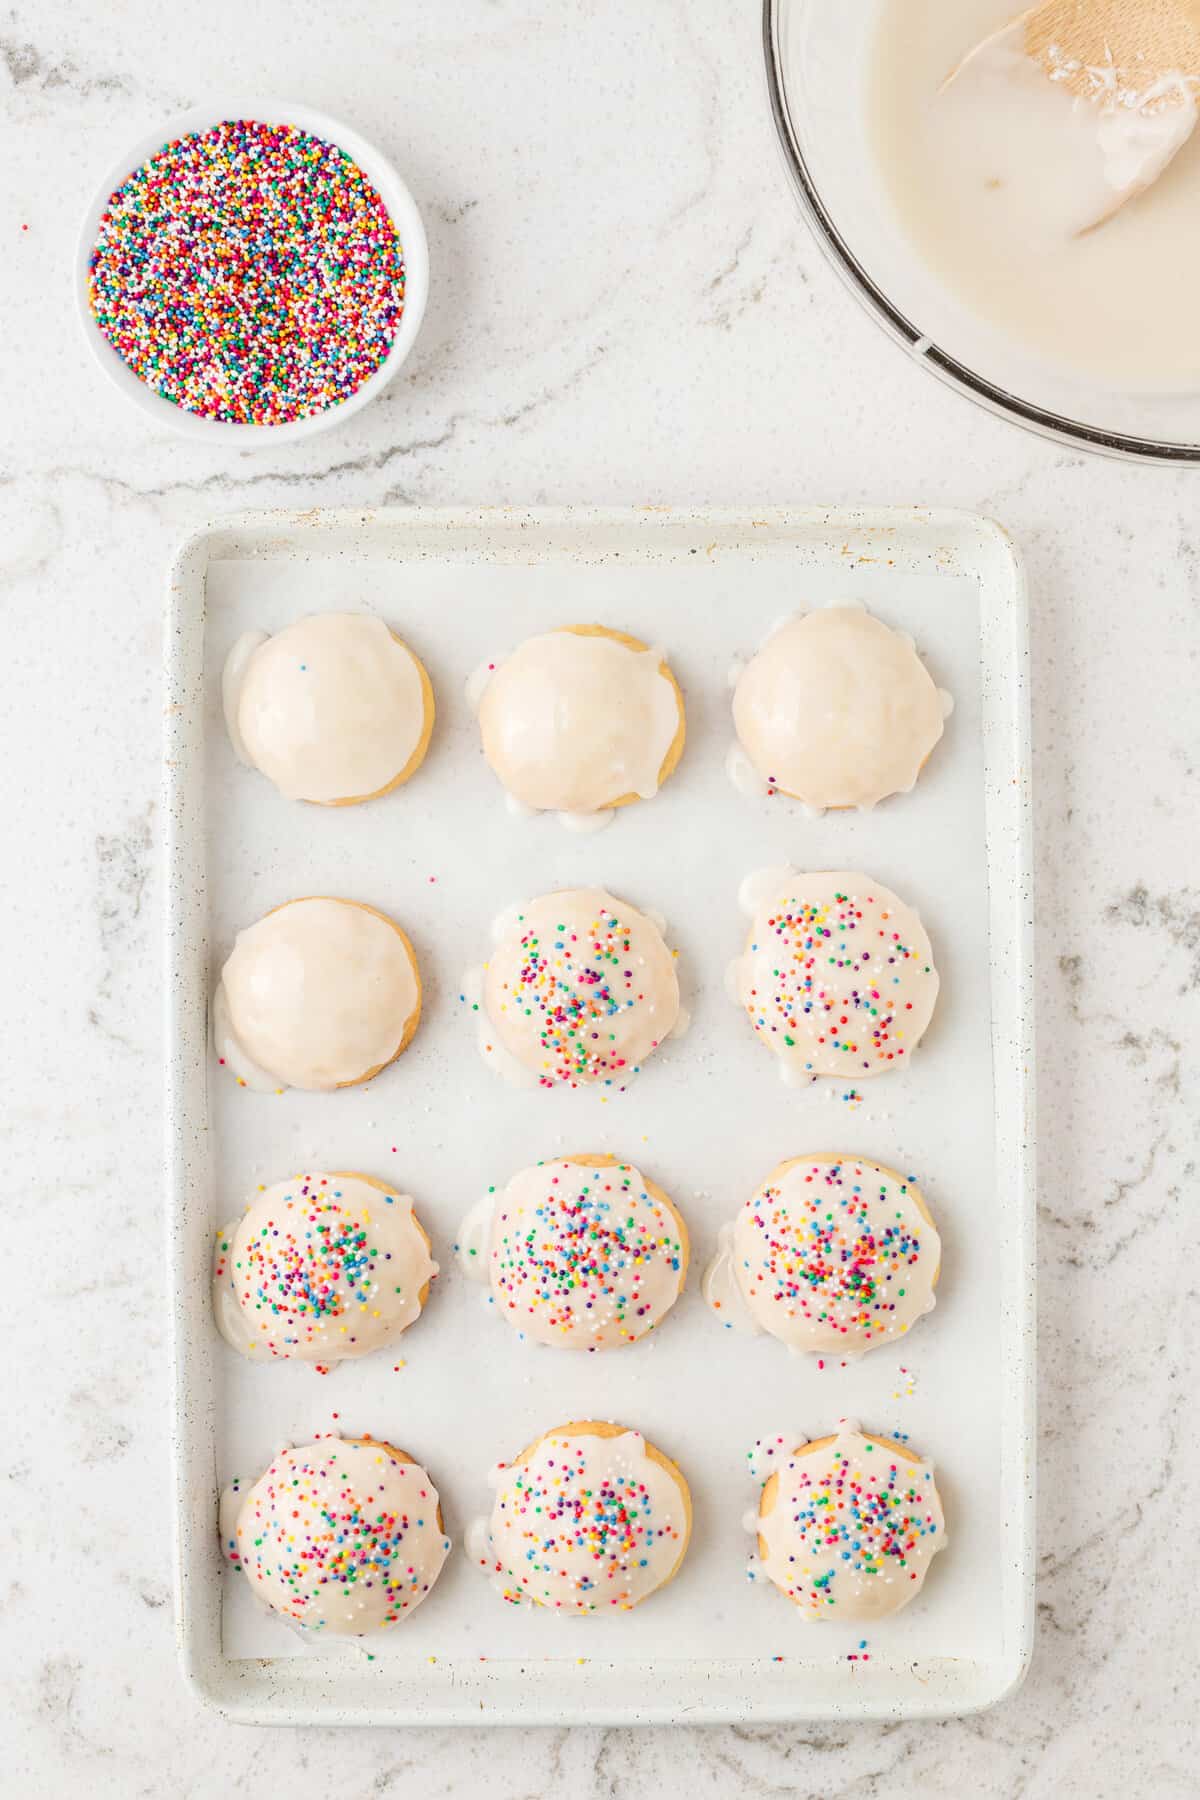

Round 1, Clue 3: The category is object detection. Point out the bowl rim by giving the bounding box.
[761,0,1200,467]
[75,98,429,446]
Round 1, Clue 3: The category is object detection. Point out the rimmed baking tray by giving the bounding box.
[165,506,1034,1724]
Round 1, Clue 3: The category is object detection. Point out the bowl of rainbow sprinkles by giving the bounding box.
[77,101,428,444]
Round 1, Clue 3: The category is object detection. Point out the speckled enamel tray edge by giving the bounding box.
[163,505,1035,1726]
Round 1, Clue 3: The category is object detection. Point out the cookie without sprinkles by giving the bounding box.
[88,120,406,425]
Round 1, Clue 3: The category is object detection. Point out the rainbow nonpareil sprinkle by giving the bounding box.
[88,119,406,425]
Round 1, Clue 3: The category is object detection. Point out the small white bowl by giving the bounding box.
[75,100,429,445]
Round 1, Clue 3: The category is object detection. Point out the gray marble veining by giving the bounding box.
[3,0,1198,1793]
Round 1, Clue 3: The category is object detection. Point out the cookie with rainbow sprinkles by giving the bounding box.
[749,1421,946,1621]
[469,1420,691,1613]
[214,1171,437,1366]
[703,1154,940,1356]
[220,1436,450,1635]
[731,867,939,1082]
[459,1153,688,1350]
[466,887,686,1089]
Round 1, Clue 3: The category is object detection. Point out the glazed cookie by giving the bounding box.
[221,1436,450,1635]
[215,896,421,1092]
[467,887,684,1088]
[731,868,939,1081]
[469,1420,691,1613]
[703,1155,939,1356]
[731,606,948,811]
[223,612,435,804]
[473,625,686,826]
[459,1154,688,1350]
[750,1422,946,1621]
[214,1172,438,1365]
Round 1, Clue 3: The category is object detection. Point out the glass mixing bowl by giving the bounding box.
[764,0,1200,463]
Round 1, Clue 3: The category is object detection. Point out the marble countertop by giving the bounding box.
[4,1,1197,1793]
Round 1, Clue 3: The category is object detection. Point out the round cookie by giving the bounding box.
[214,1172,438,1365]
[732,869,939,1080]
[471,1420,691,1613]
[464,1153,688,1350]
[224,612,435,805]
[479,887,682,1087]
[215,896,421,1092]
[732,607,947,811]
[221,1436,450,1635]
[704,1155,939,1356]
[754,1423,946,1621]
[476,624,686,820]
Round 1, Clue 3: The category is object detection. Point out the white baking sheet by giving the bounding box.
[164,506,1034,1724]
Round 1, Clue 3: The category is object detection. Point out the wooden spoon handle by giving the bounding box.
[1025,0,1200,101]
[945,0,1200,101]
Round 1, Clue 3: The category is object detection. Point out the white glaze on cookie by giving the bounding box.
[217,897,420,1092]
[212,981,281,1093]
[704,1156,939,1356]
[221,1437,450,1634]
[731,608,946,810]
[470,1157,685,1350]
[460,965,539,1090]
[477,629,680,819]
[471,1425,690,1613]
[756,1423,946,1621]
[222,628,269,766]
[480,888,681,1087]
[213,1173,437,1364]
[746,1431,801,1483]
[701,1222,760,1334]
[725,741,770,801]
[456,1189,497,1275]
[731,869,939,1080]
[224,613,428,803]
